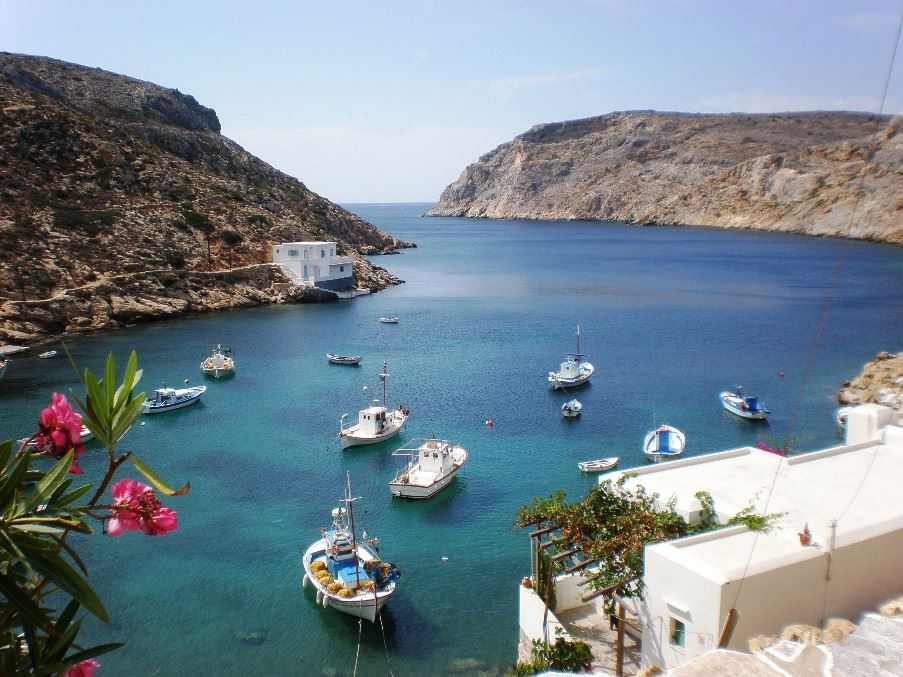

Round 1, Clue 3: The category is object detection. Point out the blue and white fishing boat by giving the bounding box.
[548,325,594,390]
[301,474,399,622]
[720,387,770,420]
[142,383,206,414]
[643,424,685,462]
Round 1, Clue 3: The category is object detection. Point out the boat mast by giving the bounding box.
[575,325,581,365]
[345,472,362,587]
[379,360,388,407]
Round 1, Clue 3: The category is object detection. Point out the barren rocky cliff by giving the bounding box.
[428,111,903,244]
[0,53,412,343]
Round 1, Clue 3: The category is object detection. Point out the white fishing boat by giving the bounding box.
[200,345,235,378]
[379,317,399,324]
[301,474,399,622]
[327,353,362,365]
[389,437,468,499]
[38,350,57,359]
[577,457,619,473]
[643,424,686,462]
[142,383,206,414]
[720,387,769,420]
[548,325,595,390]
[339,361,408,449]
[561,399,583,418]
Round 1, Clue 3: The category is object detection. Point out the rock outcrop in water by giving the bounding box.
[0,53,412,343]
[427,111,903,245]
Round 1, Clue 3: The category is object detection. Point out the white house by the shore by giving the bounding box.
[272,241,353,291]
[518,404,903,673]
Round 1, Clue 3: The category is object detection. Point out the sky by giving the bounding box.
[2,0,902,202]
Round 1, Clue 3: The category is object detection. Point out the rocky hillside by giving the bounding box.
[0,53,412,319]
[428,111,903,244]
[838,351,903,412]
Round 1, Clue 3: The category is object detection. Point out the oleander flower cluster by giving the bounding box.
[34,393,85,473]
[108,478,178,536]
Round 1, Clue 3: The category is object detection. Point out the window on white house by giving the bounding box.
[669,618,685,647]
[320,249,325,258]
[288,250,298,256]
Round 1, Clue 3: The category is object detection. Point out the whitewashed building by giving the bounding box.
[271,241,353,291]
[517,404,903,673]
[621,404,903,670]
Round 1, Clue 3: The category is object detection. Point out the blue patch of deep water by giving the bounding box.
[1,204,902,675]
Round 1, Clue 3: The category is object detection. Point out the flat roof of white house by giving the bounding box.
[604,405,903,582]
[275,241,336,246]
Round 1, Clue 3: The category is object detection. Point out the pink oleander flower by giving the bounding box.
[64,658,100,677]
[34,393,85,474]
[108,478,178,536]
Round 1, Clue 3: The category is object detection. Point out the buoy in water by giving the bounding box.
[778,371,785,377]
[485,418,494,427]
[441,556,449,562]
[302,573,309,589]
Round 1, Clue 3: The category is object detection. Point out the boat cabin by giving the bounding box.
[416,439,453,474]
[557,354,585,379]
[356,405,390,434]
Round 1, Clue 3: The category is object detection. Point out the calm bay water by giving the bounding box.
[1,203,902,675]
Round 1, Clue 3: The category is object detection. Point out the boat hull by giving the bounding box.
[327,354,362,365]
[142,386,206,414]
[578,458,618,472]
[201,366,235,379]
[340,413,407,449]
[390,464,462,498]
[719,392,768,420]
[548,363,594,390]
[301,541,394,622]
[643,426,686,462]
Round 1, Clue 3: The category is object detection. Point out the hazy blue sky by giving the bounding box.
[3,1,901,202]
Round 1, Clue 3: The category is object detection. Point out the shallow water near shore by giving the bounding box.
[1,204,901,675]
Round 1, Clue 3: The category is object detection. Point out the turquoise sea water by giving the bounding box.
[1,204,902,675]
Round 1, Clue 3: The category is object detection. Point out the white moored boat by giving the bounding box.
[719,387,769,420]
[561,399,582,418]
[548,325,595,390]
[379,317,399,324]
[200,345,235,378]
[143,383,206,414]
[578,457,619,473]
[389,437,468,499]
[301,474,399,622]
[643,424,686,462]
[327,353,362,365]
[38,350,57,359]
[339,361,408,449]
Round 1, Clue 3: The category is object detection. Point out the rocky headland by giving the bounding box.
[0,53,412,344]
[428,111,903,245]
[838,351,903,413]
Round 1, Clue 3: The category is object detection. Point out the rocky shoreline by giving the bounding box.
[0,260,401,346]
[838,351,903,412]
